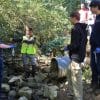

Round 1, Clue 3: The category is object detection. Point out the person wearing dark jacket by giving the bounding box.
[66,12,87,100]
[89,0,100,90]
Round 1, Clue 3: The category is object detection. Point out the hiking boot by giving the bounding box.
[32,65,36,77]
[24,71,30,79]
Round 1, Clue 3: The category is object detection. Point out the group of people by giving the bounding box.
[65,0,100,100]
[0,0,100,100]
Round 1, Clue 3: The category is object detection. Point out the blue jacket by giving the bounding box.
[90,15,100,49]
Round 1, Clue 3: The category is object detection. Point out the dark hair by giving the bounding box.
[89,0,100,10]
[70,12,80,21]
[84,3,89,9]
[29,27,33,31]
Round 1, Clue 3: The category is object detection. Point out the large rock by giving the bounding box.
[34,72,47,82]
[8,90,17,100]
[8,75,23,88]
[18,87,32,100]
[9,75,23,84]
[18,96,28,100]
[1,83,10,92]
[43,85,59,99]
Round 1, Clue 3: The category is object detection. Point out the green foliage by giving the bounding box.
[41,37,65,55]
[82,65,92,83]
[63,0,81,14]
[0,0,20,41]
[0,0,80,54]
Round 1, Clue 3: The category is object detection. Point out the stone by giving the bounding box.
[18,87,32,100]
[43,85,58,99]
[1,83,10,92]
[8,90,17,100]
[9,75,23,83]
[34,72,47,82]
[18,96,28,100]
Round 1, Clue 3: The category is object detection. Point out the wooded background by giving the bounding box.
[0,0,80,54]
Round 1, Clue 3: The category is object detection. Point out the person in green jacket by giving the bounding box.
[21,27,38,78]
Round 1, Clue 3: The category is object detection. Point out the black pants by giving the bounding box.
[90,47,100,85]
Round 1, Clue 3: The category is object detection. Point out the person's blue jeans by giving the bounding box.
[90,47,100,85]
[22,54,37,77]
[22,54,36,66]
[0,57,3,94]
